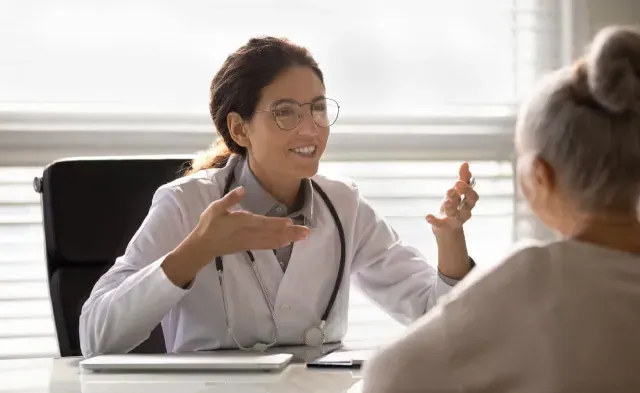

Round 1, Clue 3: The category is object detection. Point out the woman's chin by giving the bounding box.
[287,152,321,177]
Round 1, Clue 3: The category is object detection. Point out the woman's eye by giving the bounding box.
[312,103,327,112]
[275,108,296,117]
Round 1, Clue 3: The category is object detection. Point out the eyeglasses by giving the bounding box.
[255,97,340,131]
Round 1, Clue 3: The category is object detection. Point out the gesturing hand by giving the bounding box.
[426,162,479,232]
[195,187,310,257]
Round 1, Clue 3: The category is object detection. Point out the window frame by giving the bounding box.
[0,113,516,164]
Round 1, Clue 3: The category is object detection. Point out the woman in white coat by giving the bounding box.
[78,36,479,357]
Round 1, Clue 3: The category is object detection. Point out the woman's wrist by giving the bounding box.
[161,230,216,288]
[434,227,471,280]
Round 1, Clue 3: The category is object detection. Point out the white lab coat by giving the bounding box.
[78,156,456,357]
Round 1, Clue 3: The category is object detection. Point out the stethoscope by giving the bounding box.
[215,165,346,352]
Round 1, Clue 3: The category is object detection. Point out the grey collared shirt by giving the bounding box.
[231,158,315,272]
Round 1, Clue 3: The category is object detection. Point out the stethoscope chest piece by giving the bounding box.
[304,325,325,347]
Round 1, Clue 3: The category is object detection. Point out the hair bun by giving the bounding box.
[586,25,640,113]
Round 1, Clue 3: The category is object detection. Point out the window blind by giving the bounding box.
[0,167,58,359]
[0,0,561,358]
[0,159,514,357]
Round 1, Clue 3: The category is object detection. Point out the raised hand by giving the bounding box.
[195,186,310,257]
[426,162,479,232]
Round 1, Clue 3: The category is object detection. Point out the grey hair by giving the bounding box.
[516,25,640,212]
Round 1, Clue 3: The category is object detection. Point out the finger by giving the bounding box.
[454,181,479,209]
[426,214,448,228]
[241,215,308,237]
[442,199,459,217]
[446,188,462,205]
[457,208,473,223]
[458,193,478,220]
[458,162,472,184]
[277,225,310,246]
[234,213,290,229]
[461,190,480,210]
[210,187,246,217]
[454,180,472,195]
[259,215,296,230]
[252,225,309,249]
[442,189,460,216]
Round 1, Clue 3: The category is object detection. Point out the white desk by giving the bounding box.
[0,356,362,393]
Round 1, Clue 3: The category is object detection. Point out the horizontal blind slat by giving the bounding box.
[0,185,40,204]
[319,160,512,178]
[0,264,47,281]
[0,224,44,244]
[0,282,50,300]
[0,337,59,359]
[0,251,45,264]
[0,300,53,319]
[0,318,55,338]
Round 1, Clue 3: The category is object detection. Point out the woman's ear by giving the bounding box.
[532,156,556,193]
[523,155,557,211]
[227,112,250,148]
[517,153,555,207]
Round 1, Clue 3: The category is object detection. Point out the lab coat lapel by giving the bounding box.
[275,208,341,322]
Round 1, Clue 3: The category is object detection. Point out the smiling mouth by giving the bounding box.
[290,145,318,158]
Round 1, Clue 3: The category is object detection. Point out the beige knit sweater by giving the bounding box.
[362,240,640,393]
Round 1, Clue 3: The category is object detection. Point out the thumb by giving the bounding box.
[210,186,246,217]
[458,162,471,183]
[426,214,447,228]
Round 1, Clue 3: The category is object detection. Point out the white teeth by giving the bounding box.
[292,146,316,155]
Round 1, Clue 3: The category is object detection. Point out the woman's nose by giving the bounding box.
[295,111,321,135]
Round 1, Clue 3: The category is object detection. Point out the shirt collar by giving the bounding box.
[232,156,316,226]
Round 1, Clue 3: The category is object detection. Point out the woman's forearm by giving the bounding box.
[162,231,215,288]
[434,228,471,280]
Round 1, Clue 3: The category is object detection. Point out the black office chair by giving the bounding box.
[34,156,193,357]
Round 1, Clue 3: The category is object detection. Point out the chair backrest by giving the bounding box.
[34,156,193,357]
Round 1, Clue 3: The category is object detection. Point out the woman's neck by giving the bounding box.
[248,156,301,209]
[564,211,640,255]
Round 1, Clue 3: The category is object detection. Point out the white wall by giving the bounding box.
[588,0,640,31]
[570,0,640,60]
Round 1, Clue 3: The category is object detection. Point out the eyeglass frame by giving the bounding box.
[254,97,340,131]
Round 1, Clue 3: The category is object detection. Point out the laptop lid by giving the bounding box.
[79,352,293,372]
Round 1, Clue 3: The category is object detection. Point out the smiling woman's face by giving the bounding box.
[238,66,331,182]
